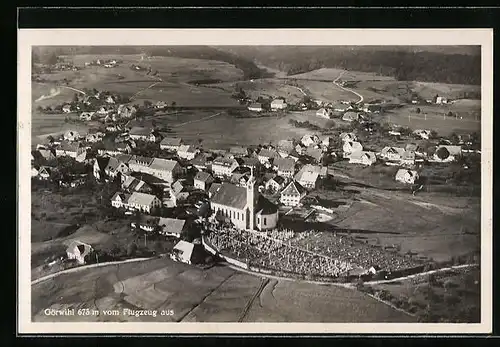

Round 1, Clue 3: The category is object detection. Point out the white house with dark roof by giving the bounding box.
[270,99,287,111]
[265,175,286,193]
[349,151,377,166]
[121,174,152,193]
[248,103,263,112]
[93,156,130,181]
[294,169,320,190]
[316,108,332,119]
[55,141,87,162]
[160,137,184,151]
[379,146,406,162]
[400,150,416,166]
[340,132,357,143]
[129,126,153,141]
[342,111,360,122]
[257,148,280,165]
[304,146,325,163]
[301,134,320,147]
[342,141,363,158]
[128,156,182,182]
[273,157,296,178]
[111,191,161,213]
[212,157,239,177]
[194,171,214,191]
[66,241,93,265]
[432,145,462,163]
[177,145,198,160]
[210,170,278,231]
[280,181,307,207]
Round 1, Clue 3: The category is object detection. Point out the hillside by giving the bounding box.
[215,46,481,85]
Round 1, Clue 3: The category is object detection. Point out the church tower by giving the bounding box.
[246,167,256,230]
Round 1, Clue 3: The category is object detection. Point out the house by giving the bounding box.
[37,166,53,180]
[106,124,122,132]
[160,137,183,151]
[111,191,161,213]
[294,168,319,190]
[280,181,307,207]
[304,147,325,164]
[229,146,249,157]
[270,99,287,111]
[194,171,214,191]
[170,240,197,264]
[349,151,377,166]
[265,175,286,193]
[177,145,198,161]
[395,169,419,184]
[117,105,137,119]
[300,164,328,178]
[342,141,363,158]
[433,145,462,162]
[31,167,39,177]
[190,153,212,171]
[55,142,87,162]
[379,147,405,161]
[116,141,134,154]
[340,132,357,143]
[66,241,93,265]
[36,149,56,161]
[128,157,182,183]
[128,127,152,141]
[155,101,168,109]
[400,150,416,166]
[97,141,123,156]
[342,111,360,122]
[363,104,382,113]
[413,129,432,140]
[277,139,295,156]
[158,218,188,238]
[248,103,263,112]
[85,132,104,143]
[94,156,130,181]
[240,156,261,171]
[436,96,448,104]
[105,95,115,104]
[231,172,250,187]
[301,134,320,147]
[79,111,96,121]
[316,108,332,119]
[63,130,80,142]
[212,157,239,177]
[257,148,280,166]
[210,170,278,231]
[320,136,334,149]
[62,104,72,113]
[273,157,296,178]
[121,175,152,193]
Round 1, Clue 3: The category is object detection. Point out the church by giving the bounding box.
[210,169,278,231]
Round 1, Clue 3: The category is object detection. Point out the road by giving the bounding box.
[332,71,364,104]
[173,111,224,127]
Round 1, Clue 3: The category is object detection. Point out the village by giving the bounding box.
[31,75,482,284]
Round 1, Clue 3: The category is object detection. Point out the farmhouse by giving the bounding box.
[231,172,251,187]
[316,108,332,119]
[121,175,152,194]
[379,147,405,161]
[433,145,462,162]
[62,104,72,113]
[37,166,53,180]
[258,148,280,165]
[349,151,377,166]
[36,149,56,161]
[160,137,184,151]
[294,168,320,190]
[55,142,87,162]
[97,142,123,156]
[320,136,334,149]
[85,132,104,143]
[93,156,130,181]
[177,145,198,160]
[190,153,213,171]
[273,157,296,178]
[342,141,363,158]
[280,181,307,207]
[171,241,197,264]
[63,130,80,142]
[340,132,357,143]
[66,241,93,265]
[342,111,360,122]
[400,150,416,166]
[413,129,432,140]
[248,103,263,112]
[265,175,286,193]
[158,218,188,238]
[300,164,328,178]
[212,157,239,177]
[395,169,419,184]
[111,191,162,213]
[277,140,295,156]
[128,156,182,182]
[240,156,261,171]
[117,105,137,119]
[229,146,249,157]
[271,99,287,110]
[304,147,324,164]
[79,111,96,121]
[129,127,153,141]
[436,96,448,104]
[301,134,320,147]
[210,171,278,231]
[194,171,214,191]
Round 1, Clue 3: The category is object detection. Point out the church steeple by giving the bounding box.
[246,167,256,230]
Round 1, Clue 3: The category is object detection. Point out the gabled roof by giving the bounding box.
[255,195,278,214]
[115,153,133,164]
[344,141,363,152]
[208,183,222,197]
[277,139,294,151]
[158,217,186,235]
[38,149,56,159]
[274,157,296,172]
[58,141,81,152]
[178,144,196,153]
[437,145,462,156]
[122,175,148,191]
[305,147,324,161]
[194,171,213,182]
[160,137,183,146]
[281,181,306,196]
[350,151,376,161]
[127,192,158,206]
[381,147,405,156]
[248,103,263,109]
[210,183,248,210]
[111,191,130,202]
[149,158,179,171]
[241,157,260,167]
[213,157,238,167]
[269,175,285,185]
[129,126,152,136]
[173,240,195,262]
[271,99,286,106]
[258,148,280,159]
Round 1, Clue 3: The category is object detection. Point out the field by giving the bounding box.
[365,266,480,322]
[31,257,415,322]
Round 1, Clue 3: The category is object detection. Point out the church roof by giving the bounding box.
[210,183,248,210]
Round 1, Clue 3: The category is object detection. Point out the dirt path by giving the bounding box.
[332,71,364,104]
[173,111,224,127]
[60,86,86,95]
[238,277,270,322]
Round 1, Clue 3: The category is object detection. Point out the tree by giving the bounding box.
[416,107,421,114]
[435,146,450,160]
[449,132,460,144]
[126,242,138,257]
[47,52,58,65]
[73,93,79,103]
[143,100,153,108]
[171,101,177,108]
[429,130,439,139]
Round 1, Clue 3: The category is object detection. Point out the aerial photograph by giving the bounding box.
[30,45,481,324]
